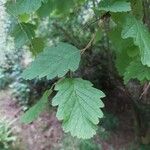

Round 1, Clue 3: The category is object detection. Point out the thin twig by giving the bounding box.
[80,33,96,54]
[139,82,150,99]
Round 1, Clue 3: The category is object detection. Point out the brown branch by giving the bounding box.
[140,82,150,99]
[80,33,96,54]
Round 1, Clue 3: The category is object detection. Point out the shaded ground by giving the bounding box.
[0,90,136,150]
[0,90,63,150]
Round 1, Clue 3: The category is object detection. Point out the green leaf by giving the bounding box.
[127,46,139,58]
[115,48,132,76]
[122,16,150,67]
[6,0,44,16]
[109,26,139,75]
[37,0,53,18]
[18,13,30,23]
[11,23,36,48]
[52,78,105,139]
[37,0,86,18]
[109,27,133,51]
[53,0,74,15]
[98,0,131,12]
[30,37,45,56]
[21,90,52,123]
[22,43,81,80]
[124,59,150,84]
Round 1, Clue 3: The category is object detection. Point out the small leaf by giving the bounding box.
[18,13,30,23]
[98,0,131,12]
[21,90,52,123]
[30,37,45,56]
[6,0,44,16]
[22,43,81,80]
[11,23,36,48]
[122,15,150,67]
[124,59,150,84]
[52,78,105,139]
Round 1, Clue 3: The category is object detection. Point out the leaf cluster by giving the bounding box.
[5,0,150,139]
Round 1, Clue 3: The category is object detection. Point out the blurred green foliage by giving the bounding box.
[0,117,16,150]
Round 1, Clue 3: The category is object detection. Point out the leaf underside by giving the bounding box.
[52,78,105,139]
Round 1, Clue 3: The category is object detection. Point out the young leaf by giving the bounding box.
[11,23,36,48]
[18,13,30,23]
[6,0,44,16]
[98,0,131,12]
[21,90,52,124]
[122,16,150,67]
[22,43,81,80]
[124,59,150,84]
[52,78,105,139]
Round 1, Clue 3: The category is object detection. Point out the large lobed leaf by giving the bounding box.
[122,16,150,67]
[52,78,105,139]
[98,0,131,12]
[22,43,81,80]
[21,90,52,123]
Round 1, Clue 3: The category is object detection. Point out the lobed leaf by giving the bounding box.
[122,16,150,67]
[124,59,150,84]
[52,78,105,139]
[22,43,81,80]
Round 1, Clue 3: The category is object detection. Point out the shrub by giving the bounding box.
[0,117,16,150]
[0,69,11,90]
